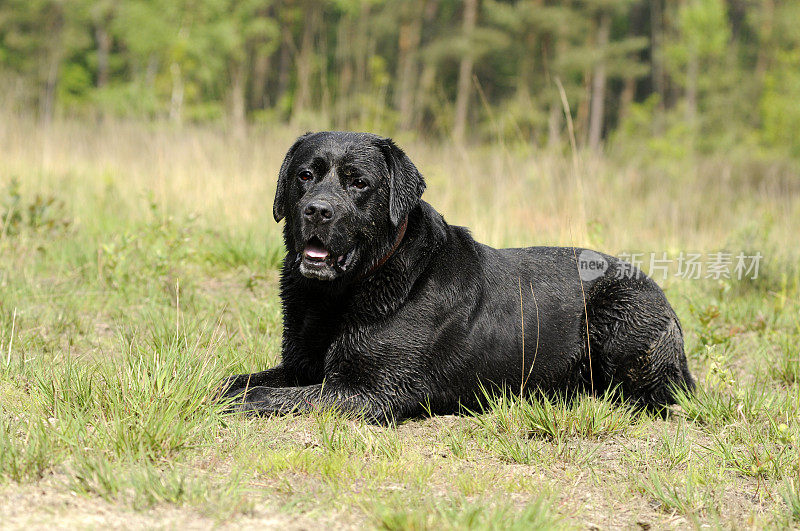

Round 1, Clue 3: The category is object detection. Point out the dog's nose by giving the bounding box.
[303,200,334,224]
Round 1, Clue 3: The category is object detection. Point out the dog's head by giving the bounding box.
[273,132,426,281]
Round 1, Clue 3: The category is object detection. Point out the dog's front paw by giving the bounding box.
[222,386,282,416]
[215,374,256,401]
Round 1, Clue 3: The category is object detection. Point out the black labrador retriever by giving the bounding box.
[220,132,694,423]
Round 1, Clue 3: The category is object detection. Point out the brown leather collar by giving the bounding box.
[362,215,408,278]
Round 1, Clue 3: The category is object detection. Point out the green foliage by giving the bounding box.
[704,424,796,480]
[634,468,714,516]
[27,322,229,461]
[374,495,560,530]
[98,207,198,290]
[760,49,800,158]
[0,417,52,483]
[0,118,798,526]
[0,0,797,156]
[471,389,642,464]
[783,478,800,523]
[767,328,800,386]
[671,0,730,59]
[674,383,791,428]
[0,179,72,237]
[610,95,692,161]
[69,457,252,513]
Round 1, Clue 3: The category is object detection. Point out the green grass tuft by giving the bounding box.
[1,117,799,527]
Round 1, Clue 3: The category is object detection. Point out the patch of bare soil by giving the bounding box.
[0,477,319,530]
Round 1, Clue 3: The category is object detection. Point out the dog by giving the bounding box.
[219,132,694,424]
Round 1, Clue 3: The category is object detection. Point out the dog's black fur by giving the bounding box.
[220,132,694,423]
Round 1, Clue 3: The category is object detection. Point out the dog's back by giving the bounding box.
[438,234,694,409]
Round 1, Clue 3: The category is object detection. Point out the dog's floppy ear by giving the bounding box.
[377,137,426,226]
[273,132,313,222]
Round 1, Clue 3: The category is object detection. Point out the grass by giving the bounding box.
[0,113,799,527]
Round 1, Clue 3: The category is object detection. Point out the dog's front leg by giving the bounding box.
[226,384,395,425]
[217,365,290,399]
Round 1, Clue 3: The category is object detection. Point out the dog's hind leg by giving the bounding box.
[587,276,695,409]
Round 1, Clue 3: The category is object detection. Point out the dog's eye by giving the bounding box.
[351,178,369,190]
[298,170,313,181]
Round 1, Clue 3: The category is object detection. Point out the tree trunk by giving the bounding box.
[250,49,271,110]
[292,8,318,123]
[319,20,331,120]
[276,27,294,112]
[95,25,111,88]
[39,5,64,125]
[415,62,436,133]
[411,0,440,131]
[542,32,561,148]
[395,1,424,130]
[575,20,594,148]
[755,0,774,79]
[145,55,158,89]
[619,76,636,121]
[619,2,645,123]
[516,29,535,106]
[41,57,59,124]
[354,3,371,95]
[360,31,380,126]
[547,100,561,149]
[588,12,610,151]
[335,17,354,127]
[685,46,698,131]
[169,62,184,124]
[452,0,478,143]
[650,0,665,114]
[575,74,591,149]
[249,5,274,111]
[229,61,247,138]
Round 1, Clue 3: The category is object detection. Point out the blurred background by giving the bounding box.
[0,0,798,273]
[1,0,799,157]
[1,5,799,527]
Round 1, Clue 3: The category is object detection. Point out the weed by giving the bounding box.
[67,456,253,517]
[704,430,794,479]
[470,389,641,465]
[634,468,714,517]
[374,493,560,530]
[688,303,730,355]
[655,422,691,469]
[767,328,800,385]
[1,116,798,527]
[674,381,787,427]
[441,422,472,459]
[0,178,71,238]
[0,417,53,482]
[782,478,800,522]
[98,201,199,291]
[314,407,362,454]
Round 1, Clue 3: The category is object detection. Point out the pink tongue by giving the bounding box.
[304,246,329,260]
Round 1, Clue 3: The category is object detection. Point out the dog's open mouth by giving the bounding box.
[301,236,355,274]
